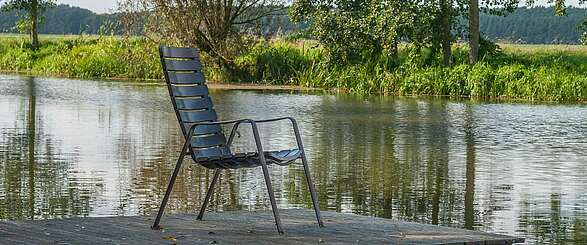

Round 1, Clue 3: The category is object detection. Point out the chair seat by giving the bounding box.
[193,149,301,169]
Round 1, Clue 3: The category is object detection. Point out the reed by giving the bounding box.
[0,35,585,101]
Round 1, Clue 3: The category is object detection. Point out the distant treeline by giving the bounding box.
[481,7,587,44]
[0,4,585,44]
[0,4,119,35]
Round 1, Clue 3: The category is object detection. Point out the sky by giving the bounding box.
[57,0,118,13]
[58,0,582,14]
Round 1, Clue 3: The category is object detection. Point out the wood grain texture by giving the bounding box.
[0,210,524,245]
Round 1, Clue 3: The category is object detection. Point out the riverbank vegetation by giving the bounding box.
[0,35,585,101]
[1,0,586,102]
[2,5,585,44]
[0,35,160,79]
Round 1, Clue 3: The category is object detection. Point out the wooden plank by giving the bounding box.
[0,210,524,245]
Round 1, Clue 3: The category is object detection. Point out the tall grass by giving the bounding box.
[0,35,162,80]
[230,41,586,102]
[0,35,585,101]
[231,40,324,84]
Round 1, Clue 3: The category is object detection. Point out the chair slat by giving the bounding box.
[165,59,202,71]
[175,97,213,110]
[171,85,209,97]
[160,46,233,166]
[160,46,199,58]
[168,72,205,84]
[193,147,231,160]
[190,134,227,148]
[182,123,222,135]
[179,109,218,122]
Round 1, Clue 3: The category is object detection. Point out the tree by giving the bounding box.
[553,0,587,45]
[581,18,587,45]
[118,0,286,70]
[479,7,586,44]
[290,0,431,64]
[432,0,467,66]
[0,0,54,50]
[467,0,519,64]
[468,0,479,64]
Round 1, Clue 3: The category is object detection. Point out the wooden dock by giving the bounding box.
[0,210,523,244]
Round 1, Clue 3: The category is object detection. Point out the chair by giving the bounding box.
[151,46,323,234]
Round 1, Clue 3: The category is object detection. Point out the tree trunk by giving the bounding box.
[468,0,479,64]
[390,39,399,64]
[440,0,452,66]
[30,0,40,50]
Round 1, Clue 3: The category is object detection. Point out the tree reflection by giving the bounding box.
[2,79,585,244]
[280,97,461,226]
[464,104,476,230]
[517,192,587,243]
[0,77,102,220]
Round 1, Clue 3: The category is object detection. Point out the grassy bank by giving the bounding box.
[0,34,161,80]
[0,34,585,102]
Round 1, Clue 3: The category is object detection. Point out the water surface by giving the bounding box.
[1,75,586,244]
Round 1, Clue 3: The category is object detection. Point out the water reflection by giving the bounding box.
[0,75,586,243]
[464,105,476,230]
[0,77,102,220]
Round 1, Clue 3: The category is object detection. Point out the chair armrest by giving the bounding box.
[226,117,304,151]
[254,117,296,124]
[186,118,253,140]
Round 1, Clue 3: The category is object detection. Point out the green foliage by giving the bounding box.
[0,4,119,34]
[233,39,323,84]
[289,0,526,65]
[0,1,55,34]
[478,36,503,60]
[0,36,585,101]
[0,0,54,12]
[581,18,587,45]
[1,0,56,49]
[289,0,428,64]
[0,35,162,80]
[481,7,587,44]
[1,5,585,45]
[0,40,34,70]
[229,40,586,101]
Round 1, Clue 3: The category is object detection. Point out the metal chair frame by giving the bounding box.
[152,46,323,234]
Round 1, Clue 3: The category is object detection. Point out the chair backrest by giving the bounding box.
[159,46,231,160]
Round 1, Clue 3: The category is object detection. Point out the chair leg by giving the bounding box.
[260,162,284,234]
[251,122,284,234]
[300,151,324,227]
[197,169,221,220]
[290,119,324,227]
[152,149,187,230]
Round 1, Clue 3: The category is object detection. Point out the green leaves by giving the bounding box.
[290,0,422,64]
[0,0,55,13]
[580,18,587,45]
[1,0,55,49]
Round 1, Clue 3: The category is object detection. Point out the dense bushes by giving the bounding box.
[233,40,323,84]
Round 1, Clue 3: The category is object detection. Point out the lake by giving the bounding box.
[1,74,586,244]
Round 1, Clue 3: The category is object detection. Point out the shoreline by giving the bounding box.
[1,71,585,104]
[0,70,321,92]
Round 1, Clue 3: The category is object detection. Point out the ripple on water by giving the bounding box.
[0,75,586,244]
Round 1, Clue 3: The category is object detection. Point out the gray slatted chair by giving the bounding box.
[152,46,323,234]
